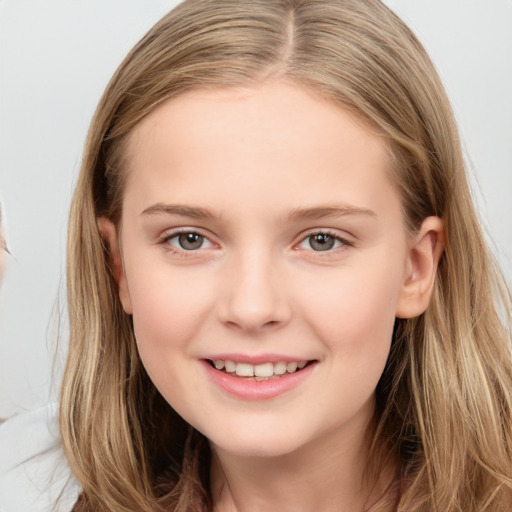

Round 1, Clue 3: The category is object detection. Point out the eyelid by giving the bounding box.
[156,226,354,255]
[158,227,219,253]
[294,228,355,252]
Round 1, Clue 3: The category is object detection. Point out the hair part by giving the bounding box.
[61,1,512,511]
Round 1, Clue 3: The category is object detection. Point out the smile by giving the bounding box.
[207,359,309,380]
[202,358,317,400]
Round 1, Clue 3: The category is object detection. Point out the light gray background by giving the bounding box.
[1,0,511,418]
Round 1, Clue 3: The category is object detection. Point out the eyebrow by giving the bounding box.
[286,205,376,222]
[141,202,376,222]
[141,203,217,219]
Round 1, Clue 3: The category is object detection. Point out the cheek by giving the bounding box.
[125,265,217,412]
[126,262,216,357]
[297,254,404,365]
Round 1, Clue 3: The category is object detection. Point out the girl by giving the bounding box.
[60,1,512,511]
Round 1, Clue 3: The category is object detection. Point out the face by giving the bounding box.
[107,82,434,459]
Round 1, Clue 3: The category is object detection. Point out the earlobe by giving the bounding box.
[395,216,445,319]
[97,217,133,314]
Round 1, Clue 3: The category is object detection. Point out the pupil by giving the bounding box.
[179,232,203,250]
[310,234,334,251]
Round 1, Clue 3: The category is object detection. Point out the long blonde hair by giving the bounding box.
[60,1,512,511]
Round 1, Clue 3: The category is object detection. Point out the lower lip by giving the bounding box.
[201,360,316,401]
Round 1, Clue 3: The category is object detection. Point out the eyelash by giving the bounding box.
[158,228,354,256]
[296,230,353,254]
[158,228,216,256]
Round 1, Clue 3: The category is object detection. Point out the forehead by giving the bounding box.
[122,82,399,220]
[126,82,388,161]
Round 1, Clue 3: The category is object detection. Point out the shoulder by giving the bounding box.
[0,403,80,512]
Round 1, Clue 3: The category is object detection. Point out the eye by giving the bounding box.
[297,232,347,252]
[165,231,214,251]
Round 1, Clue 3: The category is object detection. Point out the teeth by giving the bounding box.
[273,362,287,375]
[211,359,309,376]
[235,362,254,377]
[286,362,298,373]
[225,360,236,373]
[254,363,274,377]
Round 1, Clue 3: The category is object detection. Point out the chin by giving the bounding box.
[206,427,307,459]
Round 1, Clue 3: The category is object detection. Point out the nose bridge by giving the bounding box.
[220,244,289,332]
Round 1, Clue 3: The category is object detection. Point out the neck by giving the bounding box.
[210,410,395,512]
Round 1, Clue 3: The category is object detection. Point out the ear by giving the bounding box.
[395,216,445,319]
[97,217,133,314]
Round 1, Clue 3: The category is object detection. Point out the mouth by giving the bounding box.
[205,359,315,381]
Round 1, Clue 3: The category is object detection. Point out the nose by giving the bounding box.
[218,249,291,333]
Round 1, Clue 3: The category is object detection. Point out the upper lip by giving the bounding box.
[201,353,313,365]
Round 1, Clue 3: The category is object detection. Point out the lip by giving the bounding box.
[200,358,316,401]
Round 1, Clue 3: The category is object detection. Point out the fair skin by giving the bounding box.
[100,81,444,512]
